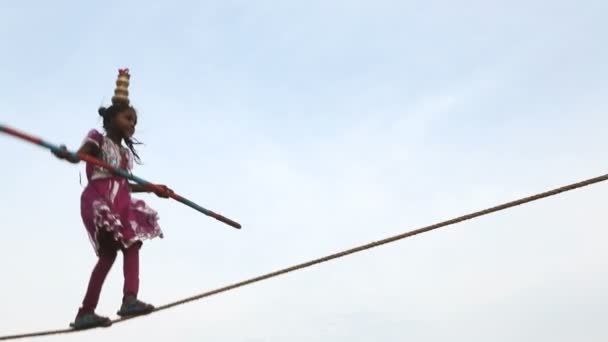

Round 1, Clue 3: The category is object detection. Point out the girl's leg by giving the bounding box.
[122,241,141,300]
[77,242,117,317]
[117,241,154,316]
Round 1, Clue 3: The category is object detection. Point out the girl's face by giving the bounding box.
[113,109,138,138]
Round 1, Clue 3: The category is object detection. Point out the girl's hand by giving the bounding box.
[154,185,174,198]
[52,144,69,160]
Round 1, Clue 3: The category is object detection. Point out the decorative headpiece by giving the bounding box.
[111,68,131,106]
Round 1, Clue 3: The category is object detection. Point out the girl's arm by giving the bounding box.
[53,141,100,164]
[129,183,174,198]
[129,183,150,193]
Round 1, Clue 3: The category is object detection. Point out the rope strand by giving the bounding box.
[2,173,606,340]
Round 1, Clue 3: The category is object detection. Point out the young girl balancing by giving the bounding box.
[54,68,172,330]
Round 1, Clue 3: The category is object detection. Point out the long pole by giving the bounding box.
[0,123,241,229]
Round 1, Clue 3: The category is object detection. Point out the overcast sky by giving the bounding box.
[1,0,607,341]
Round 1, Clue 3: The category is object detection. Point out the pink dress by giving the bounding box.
[80,129,163,255]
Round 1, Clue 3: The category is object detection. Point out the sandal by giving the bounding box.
[117,297,155,317]
[69,313,112,330]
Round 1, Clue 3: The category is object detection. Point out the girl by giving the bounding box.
[54,69,171,330]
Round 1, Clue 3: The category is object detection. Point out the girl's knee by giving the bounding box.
[123,241,142,252]
[99,247,118,261]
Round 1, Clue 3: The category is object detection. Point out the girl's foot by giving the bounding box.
[69,313,112,330]
[117,296,155,317]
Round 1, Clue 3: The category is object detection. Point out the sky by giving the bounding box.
[1,0,607,341]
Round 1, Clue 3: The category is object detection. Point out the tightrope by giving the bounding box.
[1,173,606,340]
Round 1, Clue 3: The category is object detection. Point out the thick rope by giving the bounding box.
[2,173,607,340]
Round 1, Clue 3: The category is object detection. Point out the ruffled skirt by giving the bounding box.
[81,177,163,255]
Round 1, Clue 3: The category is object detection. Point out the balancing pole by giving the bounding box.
[0,123,241,229]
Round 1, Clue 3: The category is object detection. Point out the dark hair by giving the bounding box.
[98,104,142,163]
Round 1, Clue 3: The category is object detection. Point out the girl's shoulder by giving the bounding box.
[82,129,105,147]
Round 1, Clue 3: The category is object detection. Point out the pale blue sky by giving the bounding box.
[1,1,607,341]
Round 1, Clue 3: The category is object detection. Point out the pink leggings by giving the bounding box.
[77,230,141,317]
